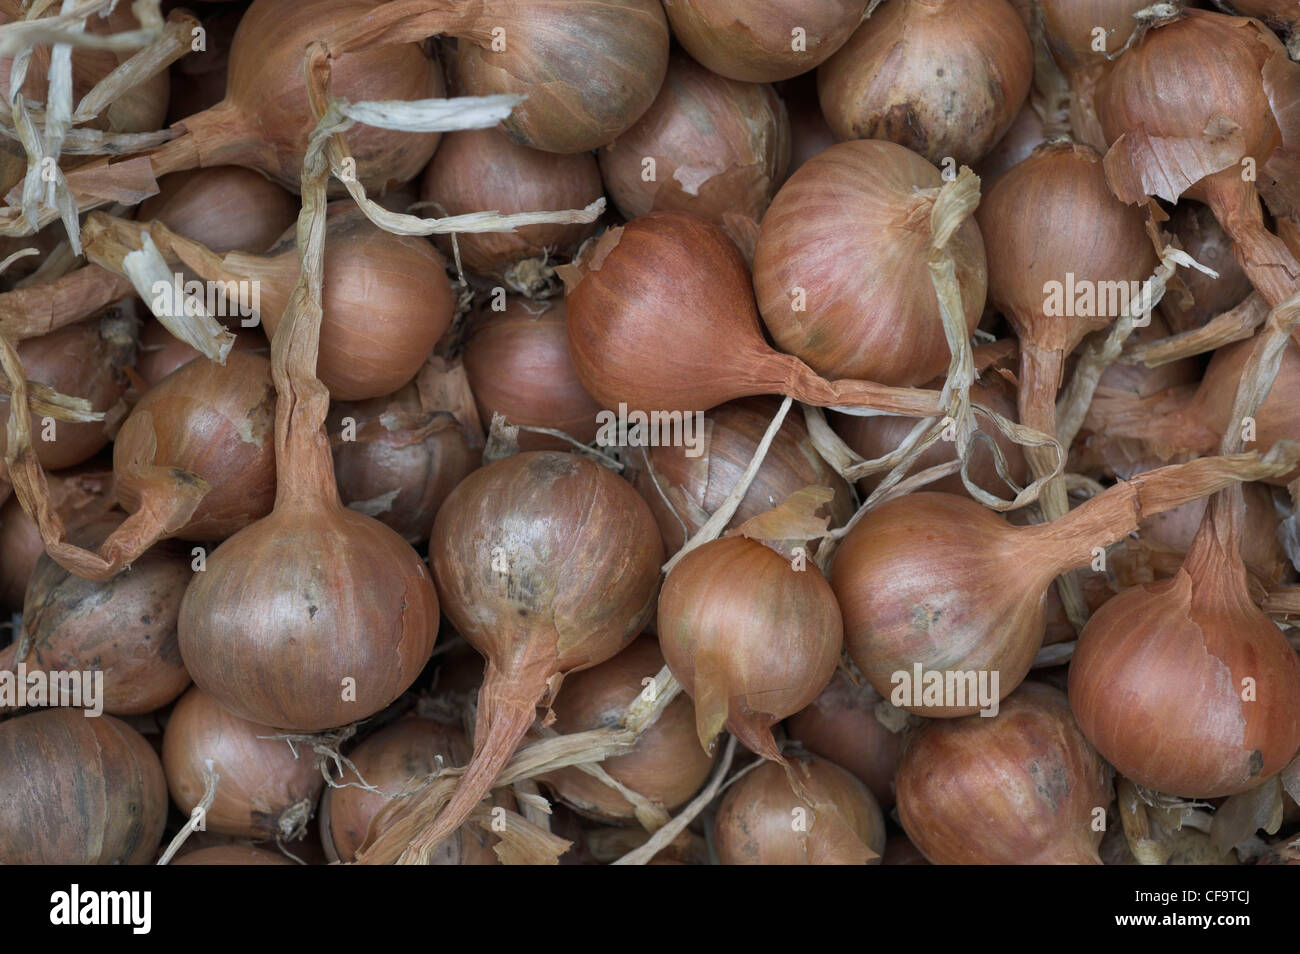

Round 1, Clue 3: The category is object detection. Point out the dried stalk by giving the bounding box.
[1123,293,1269,368]
[155,759,218,865]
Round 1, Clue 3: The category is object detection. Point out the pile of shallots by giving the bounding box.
[0,0,1298,869]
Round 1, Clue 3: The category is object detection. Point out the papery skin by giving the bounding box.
[896,683,1112,865]
[1069,512,1300,798]
[541,636,715,822]
[421,128,602,277]
[163,686,324,840]
[456,0,670,154]
[657,536,842,759]
[714,754,886,865]
[0,709,167,865]
[633,397,854,554]
[753,140,986,387]
[178,500,440,732]
[662,0,870,83]
[599,52,791,258]
[818,0,1032,166]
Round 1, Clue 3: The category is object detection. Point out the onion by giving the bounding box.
[1084,331,1300,484]
[754,140,986,387]
[1096,9,1300,310]
[116,351,276,542]
[896,682,1112,864]
[172,845,295,866]
[785,669,901,808]
[540,636,715,822]
[1158,201,1255,333]
[163,685,324,840]
[87,204,456,401]
[151,0,443,192]
[419,128,603,283]
[633,396,854,554]
[0,0,169,135]
[1036,1,1151,150]
[1227,1,1300,52]
[713,754,886,865]
[328,356,483,544]
[1,520,191,715]
[134,318,267,388]
[423,451,663,852]
[598,52,791,258]
[662,0,871,83]
[137,167,299,254]
[319,0,669,154]
[177,264,441,732]
[658,536,841,760]
[0,708,167,864]
[1069,494,1300,797]
[0,315,135,470]
[832,370,1026,499]
[818,0,1033,165]
[0,469,114,610]
[320,716,504,864]
[461,299,602,451]
[977,142,1157,518]
[563,210,946,417]
[829,453,1296,716]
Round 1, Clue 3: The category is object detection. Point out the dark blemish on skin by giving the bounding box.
[139,615,152,625]
[1249,749,1264,776]
[308,605,318,619]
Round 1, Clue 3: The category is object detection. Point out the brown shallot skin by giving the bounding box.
[598,52,791,257]
[830,493,1054,718]
[0,469,114,610]
[114,351,277,541]
[1069,506,1300,798]
[134,318,267,388]
[2,524,192,716]
[320,717,500,865]
[540,636,715,822]
[896,683,1112,865]
[420,128,603,280]
[327,377,482,545]
[461,299,603,451]
[785,670,901,808]
[425,451,663,849]
[137,167,299,255]
[817,0,1033,166]
[662,0,871,83]
[633,397,854,554]
[178,495,440,731]
[753,140,987,387]
[171,0,444,192]
[456,0,670,154]
[713,754,886,865]
[0,709,167,865]
[163,685,324,841]
[657,536,842,760]
[250,206,457,401]
[0,315,135,470]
